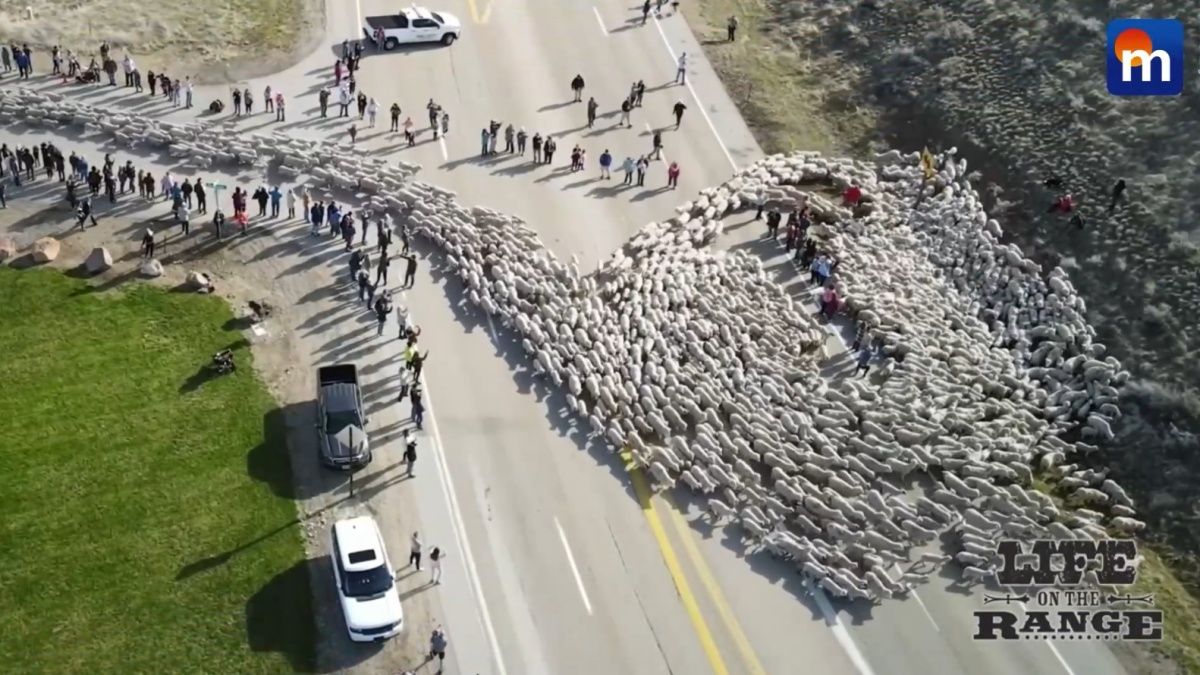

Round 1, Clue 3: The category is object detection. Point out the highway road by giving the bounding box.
[2,0,1134,672]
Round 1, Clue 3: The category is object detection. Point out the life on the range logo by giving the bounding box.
[973,539,1164,641]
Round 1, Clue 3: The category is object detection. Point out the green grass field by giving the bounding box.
[0,268,313,673]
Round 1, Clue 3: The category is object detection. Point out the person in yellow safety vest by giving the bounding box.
[920,148,936,181]
[404,342,419,370]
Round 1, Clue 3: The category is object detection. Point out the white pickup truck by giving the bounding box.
[363,6,462,49]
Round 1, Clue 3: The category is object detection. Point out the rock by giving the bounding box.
[186,271,213,292]
[140,259,164,277]
[31,237,60,263]
[84,247,113,274]
[0,237,16,261]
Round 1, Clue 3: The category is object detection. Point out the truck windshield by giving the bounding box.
[325,410,362,433]
[431,12,445,23]
[343,564,394,597]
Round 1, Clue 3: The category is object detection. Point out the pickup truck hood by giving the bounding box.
[342,588,403,632]
[327,425,368,461]
[439,12,462,30]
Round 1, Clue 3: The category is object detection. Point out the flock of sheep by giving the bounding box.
[0,85,1143,602]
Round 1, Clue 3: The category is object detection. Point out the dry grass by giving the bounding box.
[0,0,322,82]
[680,0,876,156]
[1131,545,1200,674]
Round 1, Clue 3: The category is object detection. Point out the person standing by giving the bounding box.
[532,133,543,163]
[479,127,489,157]
[544,136,557,164]
[411,387,426,429]
[619,98,632,128]
[122,53,134,86]
[429,546,445,584]
[375,252,390,287]
[504,124,515,153]
[675,52,688,84]
[357,96,373,127]
[673,100,687,128]
[231,87,242,115]
[571,73,585,102]
[177,202,191,235]
[599,149,613,179]
[338,86,351,117]
[264,85,274,113]
[853,344,875,377]
[77,197,97,229]
[374,293,392,336]
[319,88,330,118]
[642,0,652,24]
[517,128,528,155]
[636,156,649,187]
[275,92,285,121]
[427,628,448,670]
[402,254,418,288]
[727,15,738,41]
[621,156,635,185]
[0,45,10,73]
[141,229,155,258]
[634,80,646,107]
[310,200,323,235]
[409,532,423,570]
[286,188,297,219]
[1109,178,1126,213]
[194,180,207,214]
[586,96,598,128]
[0,181,6,209]
[404,431,418,477]
[269,185,282,217]
[667,160,680,189]
[390,102,401,131]
[651,130,663,160]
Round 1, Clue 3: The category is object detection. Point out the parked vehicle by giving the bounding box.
[316,364,370,469]
[363,6,462,50]
[331,516,403,642]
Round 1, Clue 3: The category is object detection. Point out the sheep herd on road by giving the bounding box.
[0,85,1144,603]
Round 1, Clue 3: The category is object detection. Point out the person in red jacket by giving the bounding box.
[667,161,680,189]
[842,183,862,207]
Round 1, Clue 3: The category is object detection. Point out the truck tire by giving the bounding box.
[384,37,399,51]
[441,33,457,45]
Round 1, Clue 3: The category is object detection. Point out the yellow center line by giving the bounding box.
[663,492,769,675]
[464,0,492,24]
[622,450,730,675]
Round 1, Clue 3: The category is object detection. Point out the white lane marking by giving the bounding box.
[592,6,609,35]
[1015,599,1076,674]
[553,517,594,615]
[354,0,362,34]
[651,17,738,171]
[892,564,940,632]
[424,380,510,675]
[439,135,449,161]
[808,583,878,675]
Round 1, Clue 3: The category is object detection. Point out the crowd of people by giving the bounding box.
[750,183,896,377]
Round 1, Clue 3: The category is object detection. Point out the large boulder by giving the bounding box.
[185,270,213,293]
[31,237,60,263]
[84,247,113,274]
[0,237,15,262]
[139,259,164,277]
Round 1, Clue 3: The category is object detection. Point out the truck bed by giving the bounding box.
[365,14,407,30]
[318,364,359,385]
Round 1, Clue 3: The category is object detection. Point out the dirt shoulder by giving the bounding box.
[0,0,325,84]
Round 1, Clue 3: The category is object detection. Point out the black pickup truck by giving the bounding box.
[317,364,371,469]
